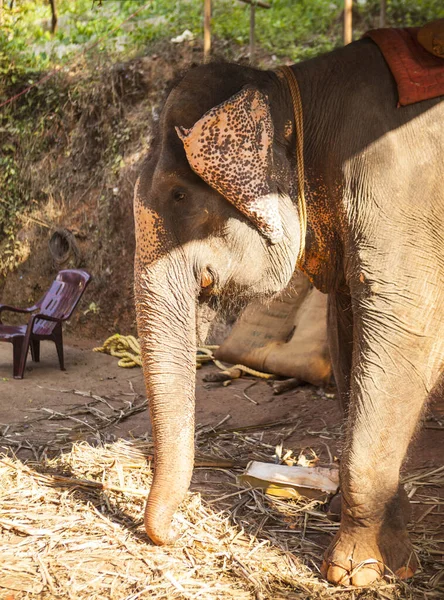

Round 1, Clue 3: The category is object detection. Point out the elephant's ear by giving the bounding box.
[175,87,283,244]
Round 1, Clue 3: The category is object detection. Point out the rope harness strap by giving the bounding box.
[276,66,307,266]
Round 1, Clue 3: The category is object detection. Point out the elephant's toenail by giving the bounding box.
[201,268,213,288]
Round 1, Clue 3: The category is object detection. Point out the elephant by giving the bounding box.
[134,36,444,587]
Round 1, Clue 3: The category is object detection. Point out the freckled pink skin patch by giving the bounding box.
[176,87,283,244]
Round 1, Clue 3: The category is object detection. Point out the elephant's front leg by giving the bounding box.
[322,290,437,586]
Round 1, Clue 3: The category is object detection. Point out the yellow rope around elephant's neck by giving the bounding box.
[277,65,307,266]
[94,335,274,380]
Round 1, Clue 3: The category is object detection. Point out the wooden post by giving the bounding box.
[250,1,255,64]
[49,0,58,34]
[344,0,352,45]
[379,0,387,28]
[237,0,271,64]
[204,0,211,62]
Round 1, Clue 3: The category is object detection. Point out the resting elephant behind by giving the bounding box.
[215,271,331,387]
[134,38,444,587]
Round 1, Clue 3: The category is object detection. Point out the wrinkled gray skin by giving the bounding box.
[134,38,444,586]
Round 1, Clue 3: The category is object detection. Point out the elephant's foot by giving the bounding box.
[321,525,417,586]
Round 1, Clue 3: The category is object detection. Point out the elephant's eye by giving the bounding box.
[172,189,186,202]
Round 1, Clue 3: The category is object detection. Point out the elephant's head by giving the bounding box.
[134,63,302,545]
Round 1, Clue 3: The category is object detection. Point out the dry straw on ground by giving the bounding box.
[0,393,443,599]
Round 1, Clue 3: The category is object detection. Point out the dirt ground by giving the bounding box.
[0,336,442,535]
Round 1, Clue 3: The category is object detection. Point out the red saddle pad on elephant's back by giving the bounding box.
[365,27,444,106]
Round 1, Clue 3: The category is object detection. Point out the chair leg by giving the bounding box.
[53,325,65,371]
[30,339,40,363]
[13,337,28,379]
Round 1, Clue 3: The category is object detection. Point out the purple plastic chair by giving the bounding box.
[0,270,91,379]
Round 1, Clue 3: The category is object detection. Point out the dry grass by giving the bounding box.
[0,397,443,599]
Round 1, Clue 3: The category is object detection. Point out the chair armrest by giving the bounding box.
[31,313,63,324]
[26,313,63,337]
[0,304,38,324]
[0,304,37,314]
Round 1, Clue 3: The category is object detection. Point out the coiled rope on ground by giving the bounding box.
[94,334,274,381]
[93,334,142,368]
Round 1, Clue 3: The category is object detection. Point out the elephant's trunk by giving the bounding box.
[135,251,198,545]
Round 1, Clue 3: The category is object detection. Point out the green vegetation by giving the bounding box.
[1,0,443,78]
